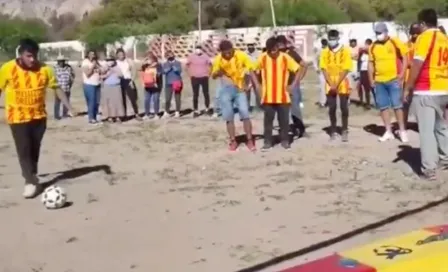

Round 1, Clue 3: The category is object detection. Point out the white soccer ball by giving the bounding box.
[41,185,67,209]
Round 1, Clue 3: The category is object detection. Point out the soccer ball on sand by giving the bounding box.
[41,185,67,209]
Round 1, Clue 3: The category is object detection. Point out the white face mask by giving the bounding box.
[107,61,115,67]
[195,49,202,54]
[376,33,386,41]
[328,40,338,48]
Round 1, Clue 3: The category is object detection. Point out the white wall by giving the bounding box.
[40,19,448,60]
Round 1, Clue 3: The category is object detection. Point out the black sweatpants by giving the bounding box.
[10,118,47,185]
[327,93,349,132]
[120,78,139,115]
[191,77,210,110]
[263,104,290,144]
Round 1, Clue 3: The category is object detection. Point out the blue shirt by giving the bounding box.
[103,67,121,86]
[162,60,182,85]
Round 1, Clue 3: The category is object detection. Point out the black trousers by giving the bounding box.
[327,94,349,132]
[191,77,210,110]
[10,118,46,185]
[263,104,290,144]
[120,78,139,115]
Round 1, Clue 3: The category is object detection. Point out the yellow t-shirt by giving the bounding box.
[369,37,408,83]
[211,50,256,90]
[0,60,58,124]
[319,45,352,94]
[414,28,448,94]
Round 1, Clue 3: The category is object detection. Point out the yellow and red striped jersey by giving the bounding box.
[414,28,448,94]
[255,52,300,104]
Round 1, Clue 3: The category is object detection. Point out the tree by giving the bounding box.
[0,16,48,58]
[80,0,196,47]
[76,0,448,48]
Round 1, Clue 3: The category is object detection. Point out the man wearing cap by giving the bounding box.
[54,54,75,120]
[368,22,409,143]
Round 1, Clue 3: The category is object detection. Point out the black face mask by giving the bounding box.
[279,48,287,52]
[167,57,175,61]
[248,47,255,53]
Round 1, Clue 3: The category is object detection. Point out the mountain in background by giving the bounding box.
[0,0,102,22]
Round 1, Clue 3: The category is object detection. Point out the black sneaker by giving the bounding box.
[341,130,349,142]
[330,132,338,141]
[193,111,200,118]
[281,141,291,149]
[261,143,272,151]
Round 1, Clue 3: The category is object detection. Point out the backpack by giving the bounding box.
[141,68,157,87]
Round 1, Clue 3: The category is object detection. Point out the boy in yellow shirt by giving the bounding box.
[319,30,352,142]
[0,39,77,198]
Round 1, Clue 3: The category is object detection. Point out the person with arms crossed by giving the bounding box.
[319,29,352,142]
[211,40,257,151]
[368,22,409,143]
[405,9,448,180]
[252,37,303,150]
[0,38,77,198]
[276,35,308,138]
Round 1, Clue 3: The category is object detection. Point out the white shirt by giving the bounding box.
[359,53,369,71]
[82,59,100,85]
[116,59,133,79]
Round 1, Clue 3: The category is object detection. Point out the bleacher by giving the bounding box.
[38,25,319,63]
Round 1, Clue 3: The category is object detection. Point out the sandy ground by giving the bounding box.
[0,70,448,272]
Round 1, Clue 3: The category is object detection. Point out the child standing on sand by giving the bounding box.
[141,53,162,119]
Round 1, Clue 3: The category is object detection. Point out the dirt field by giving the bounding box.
[0,69,448,272]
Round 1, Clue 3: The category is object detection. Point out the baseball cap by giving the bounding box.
[374,22,388,33]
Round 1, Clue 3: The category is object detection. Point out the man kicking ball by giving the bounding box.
[0,38,77,198]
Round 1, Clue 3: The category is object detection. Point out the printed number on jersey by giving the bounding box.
[437,46,448,66]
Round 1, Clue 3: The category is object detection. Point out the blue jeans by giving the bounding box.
[220,84,250,121]
[54,91,71,119]
[144,88,161,115]
[215,85,222,115]
[83,84,101,121]
[291,85,303,119]
[374,79,402,110]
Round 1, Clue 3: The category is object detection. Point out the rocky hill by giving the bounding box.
[0,0,102,22]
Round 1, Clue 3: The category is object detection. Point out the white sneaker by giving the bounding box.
[162,112,170,119]
[23,184,39,198]
[212,113,219,118]
[142,115,149,121]
[174,111,180,118]
[399,130,409,143]
[378,130,394,142]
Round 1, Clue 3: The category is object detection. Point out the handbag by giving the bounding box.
[172,80,183,93]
